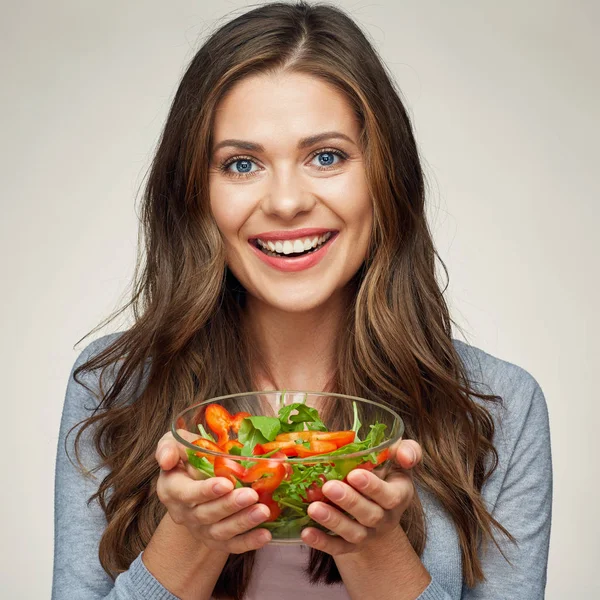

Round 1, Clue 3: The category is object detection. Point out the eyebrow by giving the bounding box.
[211,131,356,153]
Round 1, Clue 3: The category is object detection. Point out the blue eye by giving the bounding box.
[218,147,348,179]
[312,150,343,169]
[222,158,260,177]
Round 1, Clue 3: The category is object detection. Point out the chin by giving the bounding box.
[256,288,338,313]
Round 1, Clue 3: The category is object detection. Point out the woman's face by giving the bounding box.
[209,72,372,313]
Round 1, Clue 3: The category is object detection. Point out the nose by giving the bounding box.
[260,168,316,220]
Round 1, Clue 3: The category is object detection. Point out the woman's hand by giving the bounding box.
[154,430,273,553]
[300,439,422,555]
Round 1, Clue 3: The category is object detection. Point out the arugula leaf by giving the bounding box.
[237,415,281,455]
[197,424,216,443]
[186,451,215,478]
[237,418,269,452]
[228,445,243,455]
[245,416,281,441]
[278,403,327,433]
[364,423,387,447]
[351,401,362,442]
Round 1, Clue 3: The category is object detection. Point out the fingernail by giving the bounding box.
[157,448,169,464]
[236,489,256,506]
[325,482,344,501]
[303,529,316,544]
[350,470,368,487]
[213,481,231,495]
[310,504,328,520]
[259,530,271,543]
[408,447,417,464]
[250,506,269,523]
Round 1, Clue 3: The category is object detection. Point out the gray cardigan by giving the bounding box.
[52,333,552,599]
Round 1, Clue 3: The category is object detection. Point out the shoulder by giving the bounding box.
[61,331,133,424]
[451,338,550,453]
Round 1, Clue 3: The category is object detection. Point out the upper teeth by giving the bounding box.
[256,232,332,255]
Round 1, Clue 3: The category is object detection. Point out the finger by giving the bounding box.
[307,501,369,545]
[346,468,413,511]
[204,501,271,541]
[192,486,260,524]
[156,430,200,470]
[218,527,272,554]
[301,526,354,555]
[393,440,422,469]
[320,480,385,529]
[157,468,234,508]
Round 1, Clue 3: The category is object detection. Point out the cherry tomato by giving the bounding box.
[302,474,328,503]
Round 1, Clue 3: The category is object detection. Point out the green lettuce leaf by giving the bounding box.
[351,401,363,442]
[197,424,216,443]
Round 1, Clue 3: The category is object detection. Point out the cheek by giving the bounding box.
[332,172,373,237]
[209,184,255,237]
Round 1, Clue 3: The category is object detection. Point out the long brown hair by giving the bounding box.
[68,2,513,598]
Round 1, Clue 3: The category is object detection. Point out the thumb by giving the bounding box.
[155,429,200,471]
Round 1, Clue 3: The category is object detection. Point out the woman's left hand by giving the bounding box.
[300,439,422,555]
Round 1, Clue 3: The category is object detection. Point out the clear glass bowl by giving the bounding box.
[172,390,404,543]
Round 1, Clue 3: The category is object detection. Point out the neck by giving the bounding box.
[243,290,352,392]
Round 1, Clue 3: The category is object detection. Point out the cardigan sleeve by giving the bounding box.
[461,378,552,599]
[415,364,552,600]
[51,337,181,600]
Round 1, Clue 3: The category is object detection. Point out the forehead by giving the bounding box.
[211,72,360,148]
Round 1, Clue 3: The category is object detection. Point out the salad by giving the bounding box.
[186,397,390,538]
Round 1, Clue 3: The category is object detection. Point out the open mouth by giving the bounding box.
[250,231,336,259]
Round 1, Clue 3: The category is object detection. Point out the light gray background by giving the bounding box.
[1,1,597,598]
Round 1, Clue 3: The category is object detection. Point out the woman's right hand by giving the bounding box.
[155,430,272,553]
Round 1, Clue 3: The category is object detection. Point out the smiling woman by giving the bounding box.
[52,2,551,600]
[209,71,371,305]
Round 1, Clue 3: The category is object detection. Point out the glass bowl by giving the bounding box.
[172,390,404,543]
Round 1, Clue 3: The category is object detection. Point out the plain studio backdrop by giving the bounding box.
[1,1,597,598]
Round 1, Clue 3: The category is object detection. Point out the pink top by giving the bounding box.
[243,543,351,599]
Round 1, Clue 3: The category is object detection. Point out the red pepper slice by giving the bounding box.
[252,444,266,456]
[205,404,232,447]
[241,458,287,493]
[231,411,251,434]
[355,448,391,471]
[221,440,243,453]
[275,430,356,449]
[295,440,337,458]
[214,456,247,485]
[268,451,293,479]
[191,438,222,464]
[260,440,299,457]
[257,491,281,521]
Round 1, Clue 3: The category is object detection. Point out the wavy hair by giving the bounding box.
[69,3,513,599]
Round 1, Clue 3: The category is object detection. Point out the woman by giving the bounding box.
[52,2,552,599]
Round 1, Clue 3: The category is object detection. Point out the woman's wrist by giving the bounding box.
[334,525,431,600]
[143,512,230,600]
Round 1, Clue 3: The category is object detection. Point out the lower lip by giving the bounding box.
[249,234,338,272]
